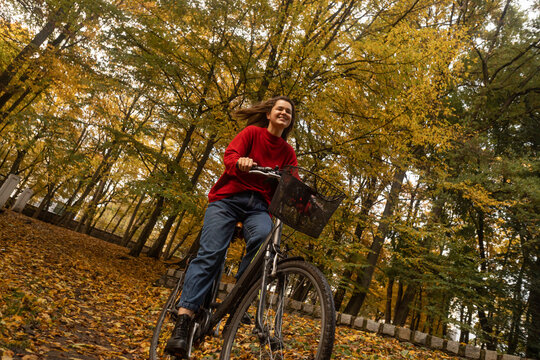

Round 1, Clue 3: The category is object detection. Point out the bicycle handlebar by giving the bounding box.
[248,166,281,179]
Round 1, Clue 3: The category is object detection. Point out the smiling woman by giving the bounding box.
[163,96,298,357]
[237,95,297,141]
[266,99,293,137]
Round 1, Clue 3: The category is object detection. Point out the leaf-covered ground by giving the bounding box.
[0,211,461,359]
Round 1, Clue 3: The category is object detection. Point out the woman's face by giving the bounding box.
[267,99,293,131]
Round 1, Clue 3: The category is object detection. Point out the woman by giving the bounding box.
[165,96,298,357]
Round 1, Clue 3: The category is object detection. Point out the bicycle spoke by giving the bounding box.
[222,261,335,360]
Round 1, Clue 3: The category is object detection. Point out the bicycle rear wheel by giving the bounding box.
[149,272,184,360]
[220,260,335,360]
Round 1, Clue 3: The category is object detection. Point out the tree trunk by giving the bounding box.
[410,290,422,331]
[460,306,472,343]
[385,277,394,323]
[122,207,151,247]
[104,196,135,233]
[77,180,110,234]
[7,149,27,175]
[256,0,292,100]
[441,295,451,337]
[147,212,178,258]
[163,211,185,260]
[147,135,217,259]
[0,26,68,116]
[393,282,418,326]
[0,87,47,126]
[80,178,108,234]
[108,203,131,236]
[89,196,112,232]
[57,146,117,225]
[526,256,540,358]
[89,178,117,233]
[121,192,146,246]
[507,260,525,353]
[343,167,406,315]
[291,278,311,302]
[128,121,198,257]
[395,282,403,319]
[0,8,63,95]
[423,313,432,334]
[102,203,122,233]
[0,144,14,170]
[0,87,31,120]
[175,228,203,268]
[166,218,199,260]
[334,176,379,310]
[475,209,496,350]
[55,180,84,222]
[129,196,165,257]
[33,184,59,218]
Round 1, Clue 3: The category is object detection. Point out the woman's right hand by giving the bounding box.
[236,157,257,172]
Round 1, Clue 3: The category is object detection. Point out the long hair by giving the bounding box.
[232,96,296,140]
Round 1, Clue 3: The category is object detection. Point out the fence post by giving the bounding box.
[0,174,21,209]
[12,188,34,212]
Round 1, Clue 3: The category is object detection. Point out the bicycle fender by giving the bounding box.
[277,256,305,265]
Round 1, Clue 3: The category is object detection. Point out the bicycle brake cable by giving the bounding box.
[270,230,295,275]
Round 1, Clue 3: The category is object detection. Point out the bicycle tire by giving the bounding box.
[149,272,185,360]
[220,260,336,360]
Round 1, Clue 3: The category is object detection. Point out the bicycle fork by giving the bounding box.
[254,220,286,352]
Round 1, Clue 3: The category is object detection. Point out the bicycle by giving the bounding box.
[149,165,345,360]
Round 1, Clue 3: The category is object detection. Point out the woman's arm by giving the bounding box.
[223,127,255,175]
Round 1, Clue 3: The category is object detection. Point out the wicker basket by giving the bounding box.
[269,166,345,238]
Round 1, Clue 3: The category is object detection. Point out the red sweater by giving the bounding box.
[208,125,298,205]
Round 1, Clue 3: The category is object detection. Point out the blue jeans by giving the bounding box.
[178,191,272,312]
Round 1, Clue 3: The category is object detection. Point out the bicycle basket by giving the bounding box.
[269,166,345,238]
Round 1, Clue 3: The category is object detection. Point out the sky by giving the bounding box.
[517,0,540,18]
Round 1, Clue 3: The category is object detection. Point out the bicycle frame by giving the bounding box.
[192,166,312,348]
[198,217,287,341]
[254,218,283,341]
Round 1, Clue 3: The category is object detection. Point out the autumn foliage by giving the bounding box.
[1,0,538,357]
[0,211,462,359]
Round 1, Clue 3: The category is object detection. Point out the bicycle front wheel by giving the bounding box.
[149,272,184,360]
[220,260,335,360]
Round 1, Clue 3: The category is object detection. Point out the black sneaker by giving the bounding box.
[165,314,193,357]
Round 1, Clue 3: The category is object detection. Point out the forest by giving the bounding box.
[0,0,538,357]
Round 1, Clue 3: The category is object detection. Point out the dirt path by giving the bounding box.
[1,211,169,359]
[0,210,460,359]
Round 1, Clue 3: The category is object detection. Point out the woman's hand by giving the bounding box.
[236,157,257,172]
